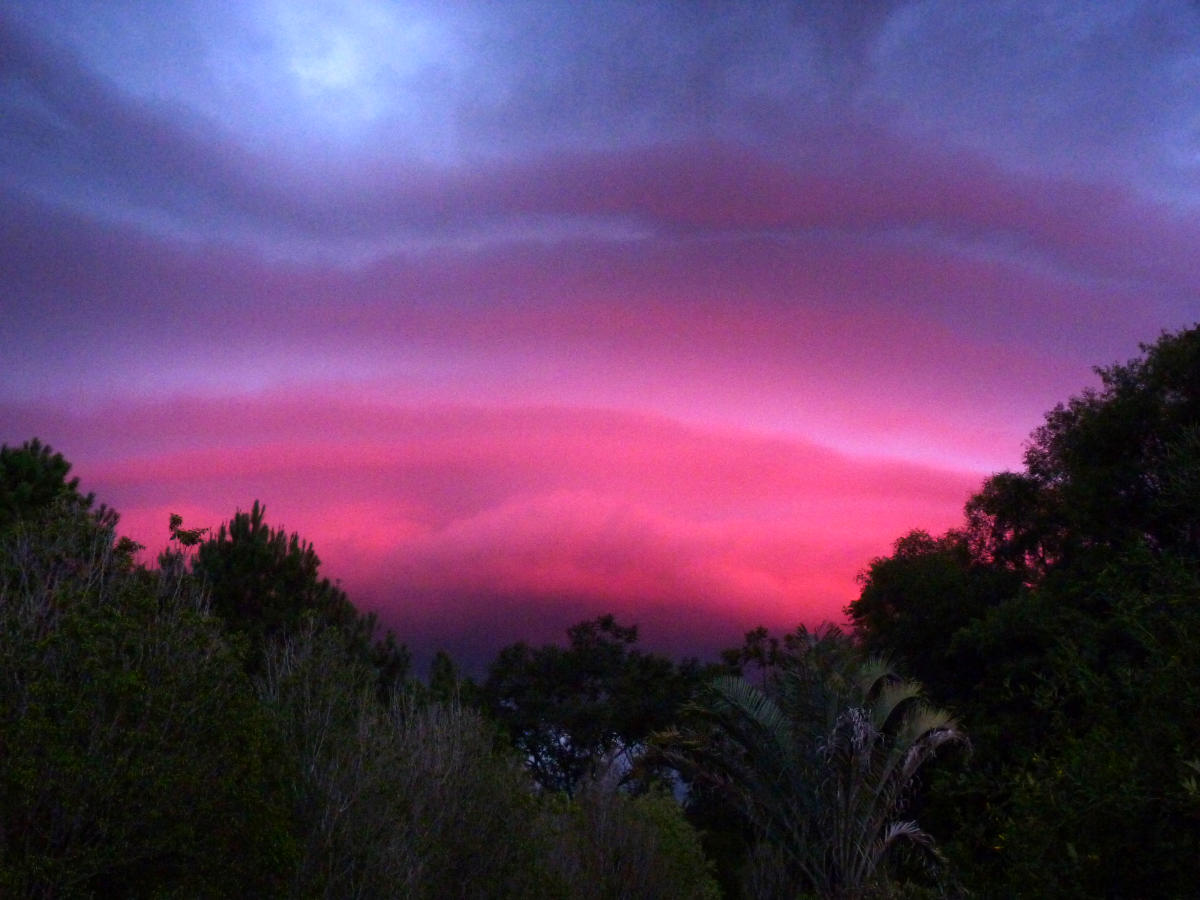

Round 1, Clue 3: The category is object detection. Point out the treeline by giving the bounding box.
[0,445,951,898]
[3,324,1200,897]
[0,445,721,898]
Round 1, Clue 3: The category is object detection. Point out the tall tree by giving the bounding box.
[193,501,356,642]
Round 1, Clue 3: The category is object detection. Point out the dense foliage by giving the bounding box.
[0,448,719,898]
[850,325,1200,897]
[484,614,702,797]
[0,498,296,897]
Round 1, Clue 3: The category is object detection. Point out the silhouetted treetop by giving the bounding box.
[0,438,99,533]
[192,501,406,684]
[846,322,1200,897]
[485,614,696,797]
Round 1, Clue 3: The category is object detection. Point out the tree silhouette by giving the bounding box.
[192,501,406,684]
[0,438,102,534]
[485,615,693,796]
[846,324,1200,896]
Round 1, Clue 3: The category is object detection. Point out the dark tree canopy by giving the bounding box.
[0,438,98,533]
[851,529,1020,702]
[484,614,697,797]
[0,496,296,896]
[970,325,1200,576]
[191,501,407,684]
[847,324,1200,897]
[194,501,355,638]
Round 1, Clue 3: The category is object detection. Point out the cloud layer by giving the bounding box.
[3,1,1199,667]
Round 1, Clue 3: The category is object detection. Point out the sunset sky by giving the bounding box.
[3,1,1199,669]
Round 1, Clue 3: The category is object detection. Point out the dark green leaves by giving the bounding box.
[484,614,695,797]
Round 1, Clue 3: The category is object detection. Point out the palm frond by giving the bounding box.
[659,649,964,897]
[871,679,924,731]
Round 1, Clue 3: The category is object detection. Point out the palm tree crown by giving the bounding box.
[656,627,966,899]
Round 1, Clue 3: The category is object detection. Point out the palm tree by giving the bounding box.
[656,628,965,899]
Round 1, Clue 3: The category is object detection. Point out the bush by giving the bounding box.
[538,770,720,900]
[0,501,296,897]
[259,626,554,898]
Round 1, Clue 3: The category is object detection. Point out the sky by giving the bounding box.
[3,1,1199,670]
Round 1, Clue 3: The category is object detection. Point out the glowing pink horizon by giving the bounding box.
[4,2,1199,668]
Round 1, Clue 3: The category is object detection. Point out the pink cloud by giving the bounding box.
[6,147,1191,486]
[11,163,1182,482]
[4,396,978,666]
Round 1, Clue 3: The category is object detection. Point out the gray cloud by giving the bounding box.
[863,0,1200,195]
[6,1,1199,247]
